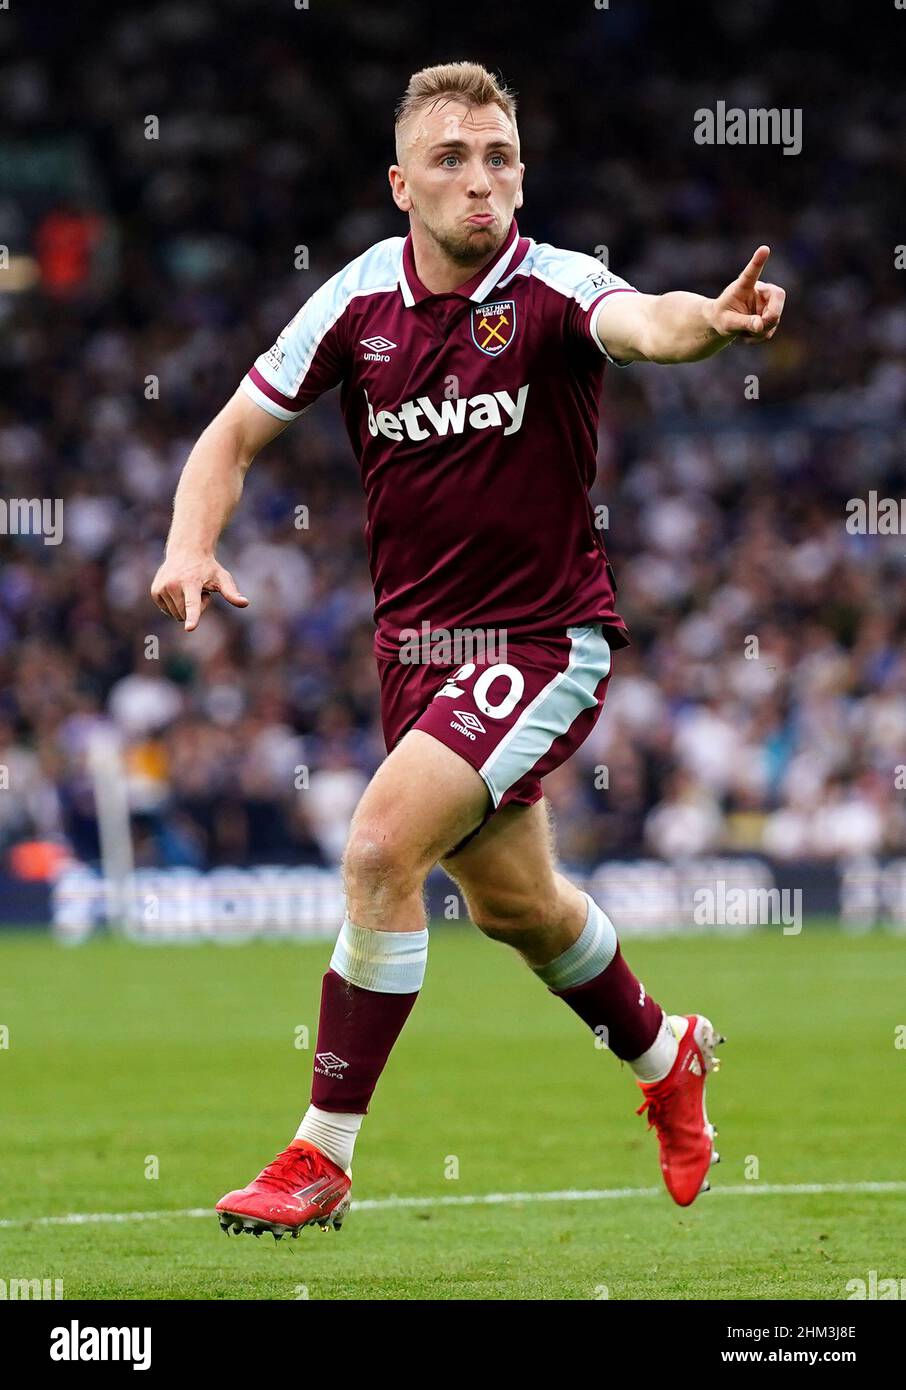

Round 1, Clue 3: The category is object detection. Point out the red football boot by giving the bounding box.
[216,1140,351,1240]
[636,1014,724,1207]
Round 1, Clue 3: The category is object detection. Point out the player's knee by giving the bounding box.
[343,824,420,899]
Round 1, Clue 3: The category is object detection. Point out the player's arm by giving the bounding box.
[150,390,288,632]
[152,260,353,631]
[593,245,786,365]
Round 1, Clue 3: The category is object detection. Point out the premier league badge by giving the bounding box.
[471,299,517,356]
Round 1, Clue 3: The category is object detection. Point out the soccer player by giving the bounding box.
[151,62,786,1237]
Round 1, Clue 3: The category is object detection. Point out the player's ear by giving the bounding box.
[388,166,411,212]
[515,165,525,210]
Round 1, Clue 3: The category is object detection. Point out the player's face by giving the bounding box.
[391,101,524,267]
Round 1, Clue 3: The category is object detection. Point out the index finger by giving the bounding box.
[737,244,770,289]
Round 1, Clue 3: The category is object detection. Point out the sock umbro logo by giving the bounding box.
[314,1051,349,1078]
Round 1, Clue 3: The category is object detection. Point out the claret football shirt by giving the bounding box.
[241,219,633,660]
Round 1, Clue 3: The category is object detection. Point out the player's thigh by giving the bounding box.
[440,797,564,924]
[345,728,491,884]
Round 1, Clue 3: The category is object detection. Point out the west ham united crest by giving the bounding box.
[471,299,516,356]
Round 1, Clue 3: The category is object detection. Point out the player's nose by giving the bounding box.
[465,163,492,197]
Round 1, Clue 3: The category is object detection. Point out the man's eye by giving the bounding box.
[489,155,506,167]
[441,155,459,167]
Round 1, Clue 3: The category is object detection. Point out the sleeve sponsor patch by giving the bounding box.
[263,342,286,372]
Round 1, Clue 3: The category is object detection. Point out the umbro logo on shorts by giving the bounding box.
[450,710,486,740]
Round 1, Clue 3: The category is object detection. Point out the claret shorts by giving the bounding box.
[376,623,614,824]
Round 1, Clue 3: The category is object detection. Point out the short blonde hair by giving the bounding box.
[395,62,517,155]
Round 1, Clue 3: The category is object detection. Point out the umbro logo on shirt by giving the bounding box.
[364,385,529,442]
[360,336,397,361]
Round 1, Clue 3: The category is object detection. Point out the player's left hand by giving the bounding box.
[709,245,786,343]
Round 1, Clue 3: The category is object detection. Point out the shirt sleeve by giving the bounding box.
[241,268,352,420]
[562,260,640,368]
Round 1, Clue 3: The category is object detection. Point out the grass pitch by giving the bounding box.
[1,922,903,1300]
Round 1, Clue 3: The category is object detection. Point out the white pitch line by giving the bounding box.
[1,1181,905,1231]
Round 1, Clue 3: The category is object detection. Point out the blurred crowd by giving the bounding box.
[1,0,904,873]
